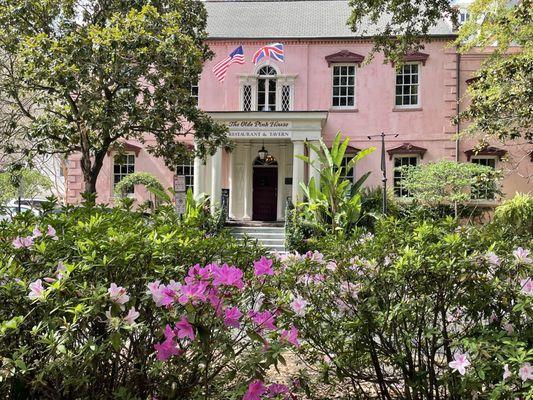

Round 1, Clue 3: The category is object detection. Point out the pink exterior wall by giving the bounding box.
[66,38,532,205]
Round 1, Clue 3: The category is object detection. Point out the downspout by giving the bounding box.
[455,51,461,162]
[454,51,461,218]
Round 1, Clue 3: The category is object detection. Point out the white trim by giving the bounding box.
[111,151,136,198]
[394,62,421,109]
[331,63,357,110]
[392,154,420,198]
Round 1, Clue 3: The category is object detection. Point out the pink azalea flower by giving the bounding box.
[254,256,274,276]
[47,225,58,240]
[178,281,208,305]
[28,279,45,300]
[326,261,337,271]
[249,310,277,331]
[124,307,140,325]
[160,286,178,307]
[448,351,470,375]
[12,236,33,249]
[224,306,243,328]
[309,250,324,263]
[56,261,66,279]
[174,316,195,341]
[212,264,244,289]
[206,287,224,315]
[280,325,300,348]
[266,383,289,397]
[486,251,501,267]
[185,263,212,285]
[154,324,183,361]
[340,281,360,299]
[513,247,532,264]
[147,281,165,306]
[32,226,42,238]
[154,338,180,361]
[108,283,130,306]
[503,364,512,380]
[243,379,266,400]
[290,296,308,316]
[519,363,533,381]
[43,277,56,283]
[520,277,533,295]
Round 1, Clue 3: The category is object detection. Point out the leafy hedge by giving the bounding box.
[1,202,306,399]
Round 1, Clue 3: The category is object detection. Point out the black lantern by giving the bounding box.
[258,145,268,160]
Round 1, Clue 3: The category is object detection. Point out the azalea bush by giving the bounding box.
[0,201,305,399]
[276,217,532,399]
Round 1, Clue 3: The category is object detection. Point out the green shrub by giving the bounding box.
[276,217,533,399]
[0,202,306,399]
[495,193,533,234]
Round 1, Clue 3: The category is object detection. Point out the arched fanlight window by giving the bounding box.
[257,66,277,111]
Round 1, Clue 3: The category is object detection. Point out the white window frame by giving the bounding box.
[470,156,498,201]
[395,62,421,109]
[392,154,420,198]
[238,64,295,112]
[191,82,199,106]
[112,152,136,195]
[331,63,356,109]
[339,154,357,184]
[176,159,195,192]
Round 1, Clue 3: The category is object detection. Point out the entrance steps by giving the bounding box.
[228,223,286,253]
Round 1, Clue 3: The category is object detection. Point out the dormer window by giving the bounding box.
[239,64,295,112]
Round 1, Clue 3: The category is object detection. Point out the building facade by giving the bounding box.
[65,0,532,220]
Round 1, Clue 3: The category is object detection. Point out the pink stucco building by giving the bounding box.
[66,0,532,221]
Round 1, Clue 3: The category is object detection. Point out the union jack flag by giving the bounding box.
[212,45,245,82]
[252,43,284,64]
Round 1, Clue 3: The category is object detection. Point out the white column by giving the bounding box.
[292,140,305,204]
[193,156,203,198]
[210,148,222,214]
[276,143,286,220]
[243,143,252,220]
[228,148,236,220]
[309,140,321,188]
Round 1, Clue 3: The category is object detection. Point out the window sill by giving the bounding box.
[329,108,359,113]
[392,107,423,112]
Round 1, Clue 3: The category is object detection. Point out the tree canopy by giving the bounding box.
[455,0,532,142]
[0,0,229,193]
[348,0,532,142]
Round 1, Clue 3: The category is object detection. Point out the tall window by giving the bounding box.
[257,66,277,111]
[332,65,355,108]
[191,82,199,105]
[393,155,418,197]
[176,159,194,191]
[243,84,252,111]
[339,155,356,183]
[113,154,135,193]
[395,63,420,107]
[471,157,497,200]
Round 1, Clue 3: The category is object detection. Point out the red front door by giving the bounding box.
[253,167,278,221]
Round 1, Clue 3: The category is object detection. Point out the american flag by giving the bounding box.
[212,45,245,82]
[252,43,284,64]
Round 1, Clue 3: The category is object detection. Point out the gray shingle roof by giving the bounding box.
[205,0,455,39]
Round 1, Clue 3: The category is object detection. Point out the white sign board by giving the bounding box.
[226,120,291,139]
[173,175,186,192]
[175,191,186,215]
